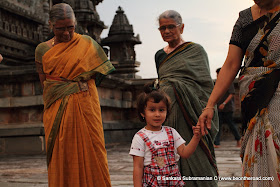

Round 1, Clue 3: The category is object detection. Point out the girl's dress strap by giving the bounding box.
[163,126,175,149]
[137,131,157,154]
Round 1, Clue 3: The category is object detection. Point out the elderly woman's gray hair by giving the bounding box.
[49,3,76,24]
[158,10,183,25]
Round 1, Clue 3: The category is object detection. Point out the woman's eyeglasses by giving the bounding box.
[158,24,180,32]
[53,25,75,32]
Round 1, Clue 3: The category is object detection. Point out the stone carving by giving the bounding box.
[0,0,45,23]
[0,0,46,66]
[71,0,106,43]
[92,0,103,6]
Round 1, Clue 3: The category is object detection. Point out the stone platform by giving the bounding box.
[0,140,242,187]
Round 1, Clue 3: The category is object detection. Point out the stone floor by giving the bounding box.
[0,140,242,187]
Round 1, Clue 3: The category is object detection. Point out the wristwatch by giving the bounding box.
[223,102,227,105]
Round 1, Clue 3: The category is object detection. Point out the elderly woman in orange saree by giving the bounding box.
[35,3,114,187]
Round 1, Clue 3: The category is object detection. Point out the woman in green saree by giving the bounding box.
[155,10,219,186]
[198,0,280,186]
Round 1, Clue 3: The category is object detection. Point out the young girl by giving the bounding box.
[129,82,202,187]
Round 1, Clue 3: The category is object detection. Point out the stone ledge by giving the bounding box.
[99,98,132,108]
[0,121,143,137]
[0,123,44,137]
[0,95,43,108]
[103,121,143,130]
[0,96,133,109]
[0,121,142,155]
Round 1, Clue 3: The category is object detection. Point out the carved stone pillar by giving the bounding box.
[42,0,50,40]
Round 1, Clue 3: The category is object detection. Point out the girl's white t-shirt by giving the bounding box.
[129,126,186,166]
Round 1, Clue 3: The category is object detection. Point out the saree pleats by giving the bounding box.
[36,33,114,187]
[45,80,110,186]
[239,8,280,187]
[157,43,219,187]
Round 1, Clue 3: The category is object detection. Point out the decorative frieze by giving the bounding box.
[0,9,44,42]
[0,0,45,24]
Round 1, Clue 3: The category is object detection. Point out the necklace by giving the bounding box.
[51,37,55,47]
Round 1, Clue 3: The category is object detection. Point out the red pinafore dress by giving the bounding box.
[137,126,185,187]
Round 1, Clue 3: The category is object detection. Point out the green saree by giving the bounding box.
[155,42,219,186]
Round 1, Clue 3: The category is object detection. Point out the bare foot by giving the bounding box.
[214,144,220,148]
[236,140,241,147]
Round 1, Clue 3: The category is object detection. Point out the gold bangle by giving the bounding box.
[202,107,215,112]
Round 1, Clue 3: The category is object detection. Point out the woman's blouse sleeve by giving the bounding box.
[229,8,252,49]
[35,43,49,74]
[154,49,166,74]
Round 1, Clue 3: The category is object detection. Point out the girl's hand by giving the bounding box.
[218,104,225,110]
[192,125,202,139]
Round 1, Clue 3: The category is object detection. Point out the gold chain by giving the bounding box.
[51,37,55,47]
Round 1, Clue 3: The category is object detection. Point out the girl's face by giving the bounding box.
[141,99,167,131]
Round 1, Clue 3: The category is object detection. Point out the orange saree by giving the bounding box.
[35,33,114,187]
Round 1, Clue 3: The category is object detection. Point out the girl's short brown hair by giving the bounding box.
[136,81,171,122]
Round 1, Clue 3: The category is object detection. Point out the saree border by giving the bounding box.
[158,42,194,69]
[46,95,69,166]
[171,84,219,176]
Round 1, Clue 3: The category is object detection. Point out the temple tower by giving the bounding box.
[72,0,106,43]
[102,6,141,79]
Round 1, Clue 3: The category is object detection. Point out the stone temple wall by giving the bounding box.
[0,0,151,156]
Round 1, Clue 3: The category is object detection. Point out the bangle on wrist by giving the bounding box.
[202,107,215,112]
[223,102,227,105]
